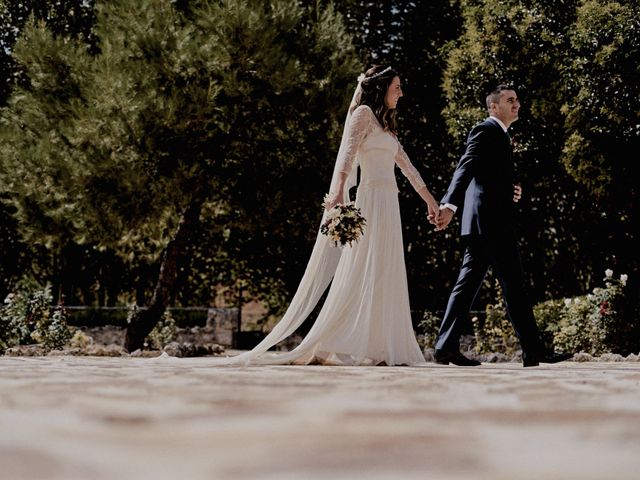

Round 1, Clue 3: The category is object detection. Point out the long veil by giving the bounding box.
[221,80,364,365]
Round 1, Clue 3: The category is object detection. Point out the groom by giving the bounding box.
[432,85,572,367]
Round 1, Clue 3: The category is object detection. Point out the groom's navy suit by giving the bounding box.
[435,117,544,358]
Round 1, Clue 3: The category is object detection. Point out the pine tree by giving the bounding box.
[0,0,360,350]
[0,0,97,300]
[0,0,97,106]
[561,0,639,302]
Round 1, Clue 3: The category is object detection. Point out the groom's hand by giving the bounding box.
[435,206,454,231]
[427,203,440,225]
[513,184,522,203]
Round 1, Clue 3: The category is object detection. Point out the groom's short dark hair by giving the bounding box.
[486,84,515,109]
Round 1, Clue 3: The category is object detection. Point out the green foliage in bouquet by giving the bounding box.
[0,281,72,352]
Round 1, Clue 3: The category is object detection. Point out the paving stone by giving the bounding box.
[1,357,639,480]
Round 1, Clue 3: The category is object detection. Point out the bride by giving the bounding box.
[222,65,440,366]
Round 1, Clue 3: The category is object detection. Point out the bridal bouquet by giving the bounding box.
[321,202,366,247]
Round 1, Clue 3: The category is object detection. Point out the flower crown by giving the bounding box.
[357,66,392,83]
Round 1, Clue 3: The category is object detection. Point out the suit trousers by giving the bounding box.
[435,232,544,356]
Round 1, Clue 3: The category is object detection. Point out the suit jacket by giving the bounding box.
[441,118,515,237]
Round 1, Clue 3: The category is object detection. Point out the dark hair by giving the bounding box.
[486,84,515,110]
[356,65,400,133]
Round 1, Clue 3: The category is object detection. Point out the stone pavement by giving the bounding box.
[1,356,639,480]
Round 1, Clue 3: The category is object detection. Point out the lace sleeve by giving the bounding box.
[395,143,427,192]
[336,105,374,175]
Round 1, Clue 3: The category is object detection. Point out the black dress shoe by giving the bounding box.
[523,351,574,367]
[435,350,481,366]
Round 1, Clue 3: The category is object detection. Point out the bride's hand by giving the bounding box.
[426,194,440,225]
[323,192,340,211]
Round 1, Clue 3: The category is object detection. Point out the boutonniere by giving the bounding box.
[510,134,524,154]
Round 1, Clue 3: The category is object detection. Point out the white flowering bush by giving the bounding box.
[549,294,604,354]
[546,270,634,354]
[471,270,636,356]
[0,292,32,352]
[0,283,72,353]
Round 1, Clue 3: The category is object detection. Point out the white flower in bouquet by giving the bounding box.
[320,202,366,247]
[605,268,613,278]
[325,206,341,222]
[620,274,628,286]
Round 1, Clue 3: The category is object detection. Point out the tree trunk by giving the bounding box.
[124,199,203,352]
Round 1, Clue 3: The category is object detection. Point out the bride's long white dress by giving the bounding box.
[223,105,427,366]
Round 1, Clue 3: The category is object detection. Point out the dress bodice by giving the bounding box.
[334,105,427,195]
[358,127,400,190]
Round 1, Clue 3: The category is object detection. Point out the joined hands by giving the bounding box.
[431,206,453,231]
